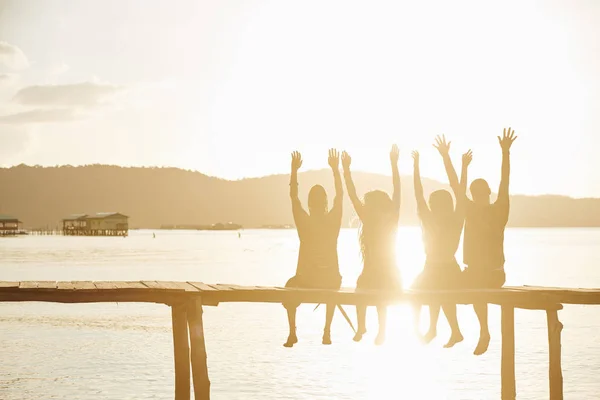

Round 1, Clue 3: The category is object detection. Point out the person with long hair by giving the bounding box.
[283,149,343,347]
[411,135,472,348]
[342,145,401,346]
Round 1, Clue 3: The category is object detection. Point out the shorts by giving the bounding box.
[461,266,505,289]
[412,261,463,290]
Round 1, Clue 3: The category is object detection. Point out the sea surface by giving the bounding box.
[1,228,600,399]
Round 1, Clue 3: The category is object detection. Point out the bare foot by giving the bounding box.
[283,334,298,348]
[353,329,366,342]
[421,329,437,344]
[443,332,464,348]
[473,332,490,355]
[374,332,386,346]
[322,331,332,345]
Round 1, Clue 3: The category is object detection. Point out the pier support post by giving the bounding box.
[171,303,191,400]
[546,309,563,400]
[501,305,516,400]
[188,298,211,400]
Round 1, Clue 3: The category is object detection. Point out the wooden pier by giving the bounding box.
[1,281,595,399]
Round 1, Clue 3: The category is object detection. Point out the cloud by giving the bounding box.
[49,63,70,76]
[0,41,29,70]
[0,73,18,86]
[0,125,33,160]
[12,80,126,108]
[0,108,80,124]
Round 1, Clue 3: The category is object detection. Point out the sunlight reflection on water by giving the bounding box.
[1,228,600,399]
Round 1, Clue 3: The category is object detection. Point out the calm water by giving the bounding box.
[1,228,600,399]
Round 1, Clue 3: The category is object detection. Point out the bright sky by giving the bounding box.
[0,0,599,197]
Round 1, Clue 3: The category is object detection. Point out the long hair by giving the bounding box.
[358,190,396,262]
[428,189,455,222]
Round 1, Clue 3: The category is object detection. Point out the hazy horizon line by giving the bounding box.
[1,162,596,200]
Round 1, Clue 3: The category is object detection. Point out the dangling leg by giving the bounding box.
[353,305,367,342]
[283,303,299,347]
[441,304,463,348]
[422,304,440,344]
[412,303,422,337]
[473,303,490,355]
[323,303,335,345]
[374,305,387,346]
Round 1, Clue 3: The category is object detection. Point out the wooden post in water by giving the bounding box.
[188,298,211,400]
[546,309,564,400]
[501,306,516,400]
[171,303,191,400]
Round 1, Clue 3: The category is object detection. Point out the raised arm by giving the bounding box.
[412,151,428,215]
[433,135,461,197]
[328,148,343,221]
[342,151,365,219]
[497,127,517,204]
[456,150,473,214]
[290,151,308,225]
[390,144,401,214]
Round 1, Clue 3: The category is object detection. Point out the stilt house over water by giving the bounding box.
[0,214,22,236]
[62,212,129,236]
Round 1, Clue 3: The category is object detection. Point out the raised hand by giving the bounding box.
[328,148,340,170]
[341,151,352,170]
[462,149,473,167]
[498,127,517,151]
[411,150,420,165]
[291,151,302,172]
[433,135,451,156]
[390,144,399,164]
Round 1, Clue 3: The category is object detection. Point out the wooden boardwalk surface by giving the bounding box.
[1,280,599,307]
[1,280,590,400]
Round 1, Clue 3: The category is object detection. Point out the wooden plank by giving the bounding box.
[172,304,191,400]
[141,281,163,290]
[211,284,232,290]
[19,281,57,290]
[93,281,118,290]
[0,281,19,289]
[161,281,199,292]
[187,298,211,400]
[501,306,516,400]
[71,281,97,290]
[547,309,564,400]
[112,281,148,290]
[188,282,218,291]
[222,284,257,290]
[57,281,77,290]
[507,286,600,304]
[142,281,198,291]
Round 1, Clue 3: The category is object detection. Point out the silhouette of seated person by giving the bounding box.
[462,127,517,355]
[283,149,343,347]
[343,145,401,346]
[411,136,472,348]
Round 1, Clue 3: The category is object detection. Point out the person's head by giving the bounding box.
[428,189,454,217]
[308,184,328,215]
[470,178,491,204]
[363,190,393,215]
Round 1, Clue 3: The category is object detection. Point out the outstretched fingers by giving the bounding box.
[462,149,473,165]
[499,127,518,148]
[291,151,303,169]
[341,151,352,168]
[433,135,451,153]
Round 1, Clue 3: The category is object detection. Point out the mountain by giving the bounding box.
[0,164,599,229]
